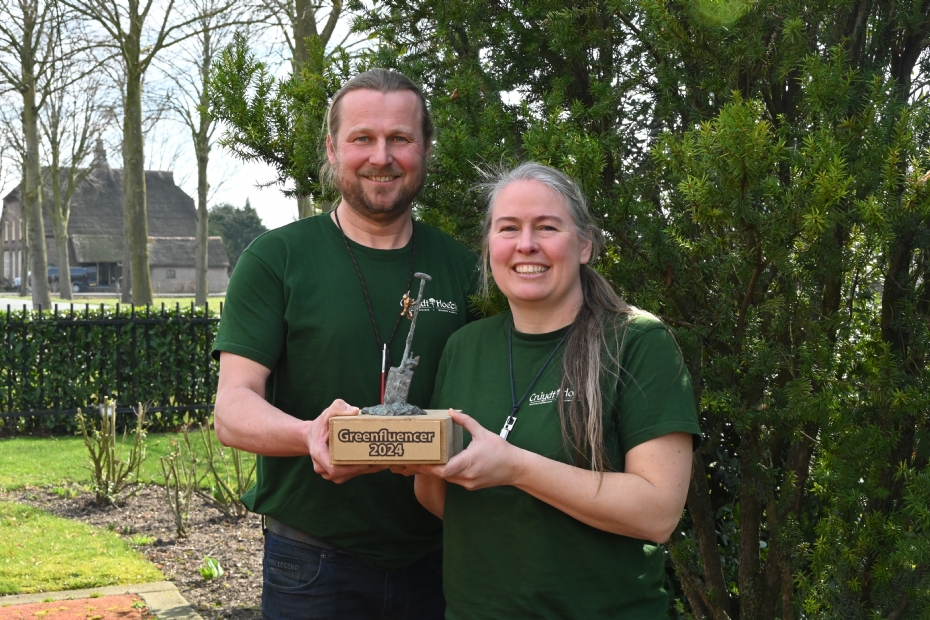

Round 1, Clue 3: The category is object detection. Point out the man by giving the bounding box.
[212,69,478,620]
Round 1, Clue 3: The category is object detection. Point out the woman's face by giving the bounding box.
[488,179,592,314]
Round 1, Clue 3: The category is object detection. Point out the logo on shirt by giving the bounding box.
[528,388,574,406]
[404,297,458,314]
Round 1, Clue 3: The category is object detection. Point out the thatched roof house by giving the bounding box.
[1,144,229,294]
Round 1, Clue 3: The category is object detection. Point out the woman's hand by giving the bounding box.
[437,410,528,490]
[405,410,528,490]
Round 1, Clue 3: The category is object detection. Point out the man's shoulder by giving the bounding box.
[244,214,332,258]
[413,221,476,258]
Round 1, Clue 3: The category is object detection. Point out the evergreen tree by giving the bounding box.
[206,0,930,614]
[356,0,930,617]
[208,200,268,272]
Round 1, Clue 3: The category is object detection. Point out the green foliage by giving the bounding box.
[130,534,155,546]
[209,200,268,271]
[199,556,224,581]
[76,400,147,505]
[207,32,352,205]
[0,303,220,435]
[0,501,163,594]
[352,0,930,618]
[207,0,930,615]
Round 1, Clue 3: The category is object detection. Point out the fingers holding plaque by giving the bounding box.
[329,410,463,465]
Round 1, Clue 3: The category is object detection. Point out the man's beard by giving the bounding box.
[333,162,427,223]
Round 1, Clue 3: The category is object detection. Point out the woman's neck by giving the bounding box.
[510,296,582,334]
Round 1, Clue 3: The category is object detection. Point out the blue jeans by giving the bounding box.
[262,531,445,620]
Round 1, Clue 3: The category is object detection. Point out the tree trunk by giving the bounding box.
[293,0,322,222]
[121,244,132,303]
[297,195,316,218]
[19,210,29,298]
[50,213,72,301]
[47,167,73,300]
[738,427,763,620]
[293,0,316,72]
[22,74,50,310]
[123,65,153,305]
[195,132,209,305]
[686,450,735,619]
[194,27,212,306]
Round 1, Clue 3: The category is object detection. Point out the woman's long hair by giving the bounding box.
[478,162,633,472]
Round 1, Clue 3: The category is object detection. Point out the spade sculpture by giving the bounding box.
[361,272,432,416]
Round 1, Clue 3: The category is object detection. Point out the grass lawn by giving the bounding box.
[0,431,253,491]
[0,501,163,595]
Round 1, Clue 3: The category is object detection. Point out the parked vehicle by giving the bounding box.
[47,266,98,293]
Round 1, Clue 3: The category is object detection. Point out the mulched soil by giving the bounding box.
[0,594,150,620]
[0,485,263,620]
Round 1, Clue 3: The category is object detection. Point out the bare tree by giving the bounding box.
[161,0,251,305]
[259,0,346,218]
[0,98,28,296]
[63,0,232,304]
[0,0,62,309]
[38,69,109,300]
[209,0,361,220]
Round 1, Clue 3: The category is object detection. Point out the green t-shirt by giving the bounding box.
[431,312,701,619]
[213,213,478,571]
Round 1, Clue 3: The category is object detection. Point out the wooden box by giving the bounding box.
[329,409,463,464]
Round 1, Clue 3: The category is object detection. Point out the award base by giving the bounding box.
[329,409,463,464]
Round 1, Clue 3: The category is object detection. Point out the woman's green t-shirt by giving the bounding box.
[431,312,701,619]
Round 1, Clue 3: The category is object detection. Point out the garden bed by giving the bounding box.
[0,485,262,620]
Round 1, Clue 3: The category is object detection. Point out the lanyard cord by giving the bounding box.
[334,207,416,402]
[501,318,570,441]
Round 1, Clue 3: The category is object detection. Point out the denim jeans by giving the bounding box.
[262,531,445,620]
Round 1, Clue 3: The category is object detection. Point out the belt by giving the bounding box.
[264,516,339,551]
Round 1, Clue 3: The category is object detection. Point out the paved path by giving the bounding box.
[0,582,202,620]
[0,297,31,310]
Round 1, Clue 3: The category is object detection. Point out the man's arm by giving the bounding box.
[214,351,383,483]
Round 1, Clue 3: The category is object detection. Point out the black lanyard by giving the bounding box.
[334,207,416,403]
[500,319,570,441]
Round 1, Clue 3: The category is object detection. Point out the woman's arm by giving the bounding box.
[427,410,692,543]
[414,474,447,519]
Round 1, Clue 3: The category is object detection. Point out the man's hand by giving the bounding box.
[308,399,387,484]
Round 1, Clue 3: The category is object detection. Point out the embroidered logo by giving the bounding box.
[269,558,300,572]
[408,297,458,314]
[528,388,574,406]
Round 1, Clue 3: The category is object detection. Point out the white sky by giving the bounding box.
[192,153,300,231]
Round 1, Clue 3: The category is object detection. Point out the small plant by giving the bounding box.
[159,418,203,537]
[130,534,155,545]
[131,601,147,610]
[197,419,256,518]
[52,485,79,499]
[200,557,224,580]
[76,399,148,505]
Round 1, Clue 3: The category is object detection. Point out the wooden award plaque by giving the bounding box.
[329,409,463,465]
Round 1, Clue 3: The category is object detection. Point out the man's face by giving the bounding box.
[327,89,429,224]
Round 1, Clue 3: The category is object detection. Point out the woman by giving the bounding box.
[411,163,702,619]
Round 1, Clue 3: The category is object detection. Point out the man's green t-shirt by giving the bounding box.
[213,213,478,571]
[431,312,702,619]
